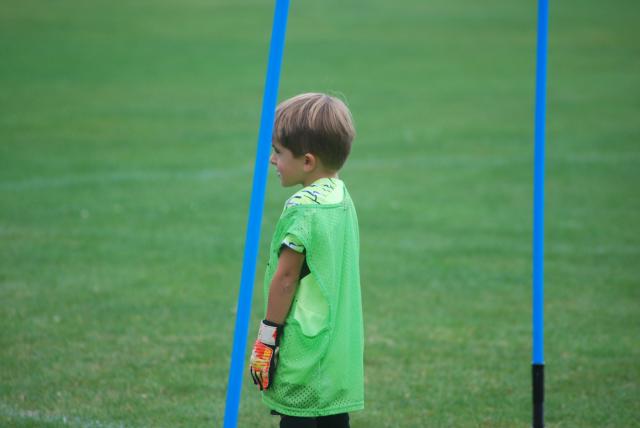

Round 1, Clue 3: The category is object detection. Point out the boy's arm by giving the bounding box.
[265,246,305,324]
[249,246,304,390]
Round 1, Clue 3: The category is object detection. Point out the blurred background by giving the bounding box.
[1,0,638,426]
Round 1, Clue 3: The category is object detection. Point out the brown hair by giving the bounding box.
[273,93,356,171]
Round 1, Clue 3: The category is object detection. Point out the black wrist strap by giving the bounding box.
[263,319,283,329]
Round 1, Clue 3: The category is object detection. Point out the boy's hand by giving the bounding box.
[249,320,282,390]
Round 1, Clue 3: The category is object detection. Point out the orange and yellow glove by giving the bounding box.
[249,320,282,390]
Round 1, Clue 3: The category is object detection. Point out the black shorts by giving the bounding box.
[272,411,350,428]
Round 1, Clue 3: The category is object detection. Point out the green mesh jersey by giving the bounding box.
[282,177,343,256]
[262,179,364,417]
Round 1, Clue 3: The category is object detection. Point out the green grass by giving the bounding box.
[1,0,638,426]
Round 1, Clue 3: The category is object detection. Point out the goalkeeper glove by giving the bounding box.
[249,320,282,391]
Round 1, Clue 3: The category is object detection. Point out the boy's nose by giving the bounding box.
[270,154,276,165]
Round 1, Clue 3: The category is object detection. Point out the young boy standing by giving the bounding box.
[249,93,364,428]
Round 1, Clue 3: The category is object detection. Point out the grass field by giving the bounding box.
[1,0,639,427]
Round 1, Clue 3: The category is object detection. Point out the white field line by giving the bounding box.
[350,153,529,169]
[351,152,640,169]
[0,163,252,191]
[0,402,125,428]
[1,151,636,191]
[0,154,522,191]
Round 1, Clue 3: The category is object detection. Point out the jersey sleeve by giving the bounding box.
[282,233,305,253]
[281,194,306,254]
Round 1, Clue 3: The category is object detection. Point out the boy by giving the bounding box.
[249,93,364,428]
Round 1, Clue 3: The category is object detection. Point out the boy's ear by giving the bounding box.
[303,153,316,171]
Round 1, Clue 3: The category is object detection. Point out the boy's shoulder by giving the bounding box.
[284,178,344,210]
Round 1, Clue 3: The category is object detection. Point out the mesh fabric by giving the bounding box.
[262,187,364,417]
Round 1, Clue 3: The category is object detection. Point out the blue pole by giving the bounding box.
[222,1,289,427]
[532,0,549,427]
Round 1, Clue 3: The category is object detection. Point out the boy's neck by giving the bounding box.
[302,171,338,187]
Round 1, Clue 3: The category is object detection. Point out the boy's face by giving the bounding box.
[270,141,306,187]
